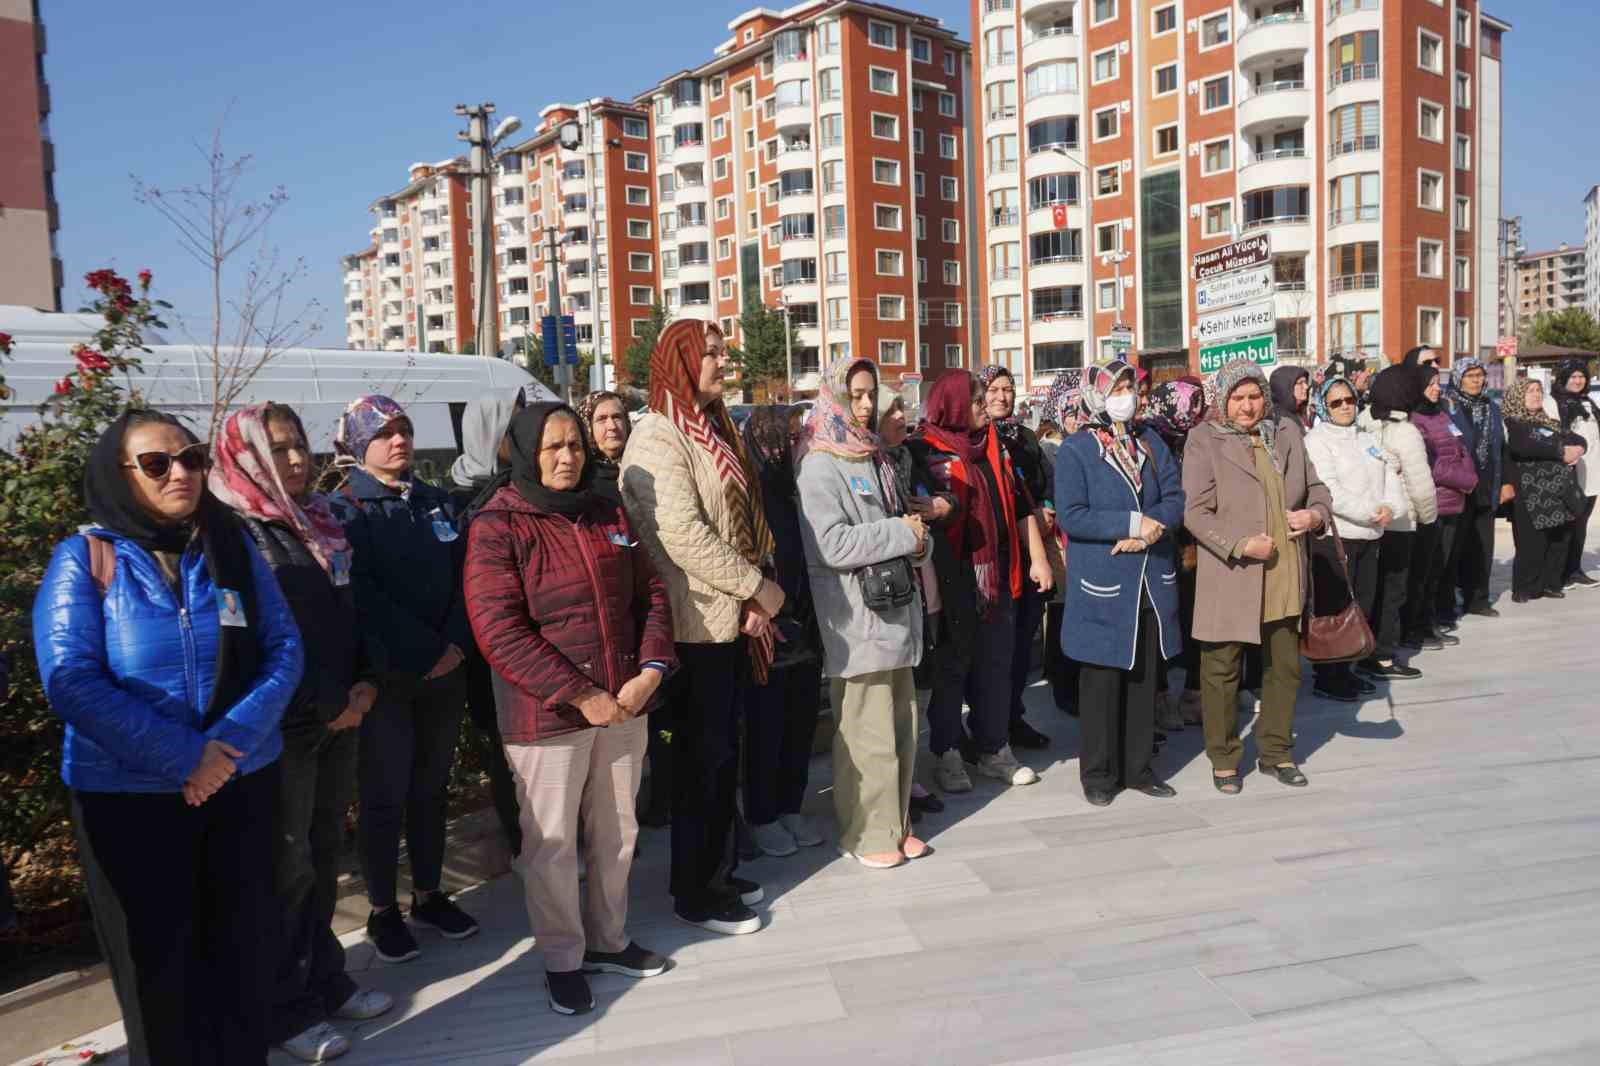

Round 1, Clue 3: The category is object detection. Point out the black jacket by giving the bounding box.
[242,516,367,735]
[330,468,471,681]
[1504,420,1585,530]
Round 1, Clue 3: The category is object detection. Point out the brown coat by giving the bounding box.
[1182,419,1333,644]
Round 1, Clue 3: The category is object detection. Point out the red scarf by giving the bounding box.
[918,372,1021,615]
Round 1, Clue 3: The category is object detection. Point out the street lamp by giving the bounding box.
[1049,145,1131,347]
[456,103,521,360]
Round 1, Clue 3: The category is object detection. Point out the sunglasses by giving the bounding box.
[1326,397,1357,411]
[123,442,210,480]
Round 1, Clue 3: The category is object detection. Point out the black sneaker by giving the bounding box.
[1433,630,1461,647]
[410,891,479,940]
[1397,635,1424,651]
[1466,603,1500,617]
[1568,572,1599,589]
[1543,589,1567,600]
[713,876,763,906]
[366,905,420,963]
[1415,634,1445,650]
[1353,676,1378,695]
[545,970,594,1015]
[674,898,761,936]
[582,941,668,978]
[1313,680,1361,703]
[1367,660,1422,680]
[1009,719,1051,749]
[1437,617,1460,632]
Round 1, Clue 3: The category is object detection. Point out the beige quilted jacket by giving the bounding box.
[619,413,765,644]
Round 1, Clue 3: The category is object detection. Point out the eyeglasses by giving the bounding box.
[123,443,210,480]
[1326,397,1357,411]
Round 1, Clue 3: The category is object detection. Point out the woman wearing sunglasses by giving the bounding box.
[33,409,304,1065]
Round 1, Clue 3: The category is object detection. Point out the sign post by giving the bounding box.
[1191,234,1275,375]
[1190,234,1272,281]
[1199,335,1277,374]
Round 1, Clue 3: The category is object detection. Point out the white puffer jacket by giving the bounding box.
[1304,421,1411,541]
[1357,409,1438,531]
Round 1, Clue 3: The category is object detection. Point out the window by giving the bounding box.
[945,53,956,76]
[1092,48,1119,84]
[868,19,896,49]
[912,35,931,63]
[1456,9,1472,46]
[915,173,926,196]
[940,134,958,159]
[1242,185,1309,227]
[629,285,653,305]
[1202,138,1232,175]
[623,117,648,139]
[1094,107,1119,141]
[869,67,897,95]
[1095,165,1120,197]
[942,218,960,242]
[1154,64,1177,96]
[712,117,727,141]
[1029,229,1083,264]
[717,237,732,260]
[1201,75,1231,112]
[918,260,928,284]
[713,157,728,181]
[873,159,901,185]
[1418,307,1443,346]
[1200,12,1230,49]
[1419,99,1444,141]
[1091,0,1116,25]
[944,344,963,369]
[625,185,650,205]
[1095,222,1120,254]
[939,92,956,117]
[1028,116,1079,153]
[1455,134,1471,170]
[1203,200,1233,237]
[1456,72,1472,109]
[1454,317,1471,353]
[875,204,902,230]
[1419,29,1443,73]
[879,340,906,365]
[941,176,959,201]
[1153,5,1176,34]
[627,219,650,239]
[1330,101,1380,154]
[1328,171,1380,223]
[1329,30,1379,85]
[1097,279,1119,311]
[1154,125,1178,156]
[1028,172,1079,209]
[1035,341,1083,372]
[1455,195,1471,231]
[876,249,904,275]
[1418,239,1444,278]
[780,214,816,241]
[872,113,899,140]
[820,113,844,147]
[1025,60,1080,99]
[914,214,926,239]
[944,259,961,285]
[877,295,905,321]
[628,252,652,271]
[1454,255,1471,292]
[624,152,647,172]
[1418,168,1443,210]
[818,19,840,55]
[944,302,962,326]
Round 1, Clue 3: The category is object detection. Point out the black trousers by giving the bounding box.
[1312,536,1379,686]
[1044,601,1079,710]
[1566,495,1597,580]
[1511,504,1572,597]
[271,726,359,1042]
[1455,493,1497,611]
[1009,584,1047,725]
[1405,519,1457,638]
[669,639,747,908]
[743,659,822,825]
[928,584,1014,756]
[1177,564,1200,692]
[1076,606,1159,792]
[465,650,522,856]
[1371,530,1414,659]
[73,764,280,1066]
[358,668,467,908]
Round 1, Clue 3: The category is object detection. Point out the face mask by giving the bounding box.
[1106,393,1138,423]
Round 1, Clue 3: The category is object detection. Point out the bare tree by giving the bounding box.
[133,112,321,439]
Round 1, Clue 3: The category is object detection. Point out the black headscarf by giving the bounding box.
[1414,364,1442,416]
[83,409,261,727]
[741,405,816,664]
[1400,346,1434,370]
[1552,358,1599,429]
[1269,365,1311,428]
[1368,365,1423,421]
[506,402,600,517]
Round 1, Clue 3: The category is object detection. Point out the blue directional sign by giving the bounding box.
[559,315,578,365]
[541,314,560,367]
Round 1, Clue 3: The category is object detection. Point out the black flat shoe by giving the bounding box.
[1543,589,1567,600]
[1466,604,1499,617]
[1258,762,1308,787]
[1132,780,1177,798]
[1009,720,1051,749]
[1353,676,1378,695]
[1511,592,1537,604]
[1212,773,1242,795]
[909,792,945,815]
[1083,787,1118,807]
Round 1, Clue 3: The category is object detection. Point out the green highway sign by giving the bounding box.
[1199,334,1276,374]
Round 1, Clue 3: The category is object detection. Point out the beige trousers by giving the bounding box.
[504,714,647,972]
[831,668,918,855]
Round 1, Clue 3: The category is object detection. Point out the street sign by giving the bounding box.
[1191,234,1271,281]
[1196,299,1276,346]
[541,314,559,367]
[1199,334,1277,374]
[1051,203,1068,230]
[1195,266,1273,312]
[1496,336,1518,358]
[1107,324,1134,355]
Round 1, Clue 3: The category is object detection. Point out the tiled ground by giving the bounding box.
[19,532,1600,1066]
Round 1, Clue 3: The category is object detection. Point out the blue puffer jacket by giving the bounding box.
[1054,427,1185,670]
[32,530,303,793]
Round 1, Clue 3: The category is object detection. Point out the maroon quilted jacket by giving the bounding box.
[1412,410,1480,517]
[463,486,675,743]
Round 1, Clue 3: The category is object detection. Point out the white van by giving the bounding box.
[0,306,554,465]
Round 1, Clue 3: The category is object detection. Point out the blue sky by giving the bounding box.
[46,0,1600,343]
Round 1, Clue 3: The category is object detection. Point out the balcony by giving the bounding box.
[1328,63,1379,92]
[989,160,1020,176]
[1327,0,1379,23]
[777,143,814,173]
[987,105,1018,130]
[825,271,849,287]
[775,98,812,131]
[1328,133,1380,160]
[1022,26,1079,68]
[1236,11,1310,67]
[1238,149,1310,193]
[1328,273,1379,295]
[1238,81,1310,133]
[991,318,1023,335]
[992,266,1022,281]
[983,0,1014,23]
[560,172,588,197]
[672,140,707,167]
[990,208,1020,230]
[1027,254,1085,290]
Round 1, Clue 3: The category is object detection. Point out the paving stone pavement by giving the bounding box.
[16,535,1600,1066]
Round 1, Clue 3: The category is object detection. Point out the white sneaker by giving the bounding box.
[750,819,798,857]
[935,749,973,793]
[332,987,394,1021]
[976,744,1039,786]
[1237,688,1260,712]
[280,1022,350,1062]
[778,812,824,847]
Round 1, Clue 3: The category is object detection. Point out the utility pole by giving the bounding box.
[456,102,497,359]
[545,224,570,403]
[781,296,793,403]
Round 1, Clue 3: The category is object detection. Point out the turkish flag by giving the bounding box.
[1051,203,1068,230]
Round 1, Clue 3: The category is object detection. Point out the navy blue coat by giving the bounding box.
[331,468,471,681]
[1054,427,1185,670]
[1448,395,1504,503]
[32,530,303,792]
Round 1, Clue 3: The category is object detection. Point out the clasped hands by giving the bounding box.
[1237,510,1321,561]
[1111,514,1168,555]
[571,668,663,728]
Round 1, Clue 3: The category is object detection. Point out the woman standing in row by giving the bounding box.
[1142,378,1209,725]
[35,410,303,1065]
[1054,362,1184,806]
[797,358,929,868]
[1183,361,1330,793]
[1502,377,1587,602]
[1549,360,1600,588]
[1406,365,1477,647]
[1445,359,1505,616]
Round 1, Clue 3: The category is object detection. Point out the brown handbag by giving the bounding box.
[1299,528,1377,663]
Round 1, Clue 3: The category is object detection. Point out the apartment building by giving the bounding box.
[341,247,378,350]
[632,2,974,392]
[1585,185,1599,321]
[0,0,61,310]
[1514,242,1587,323]
[973,0,1508,387]
[491,99,658,373]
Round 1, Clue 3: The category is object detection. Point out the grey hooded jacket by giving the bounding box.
[450,387,525,491]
